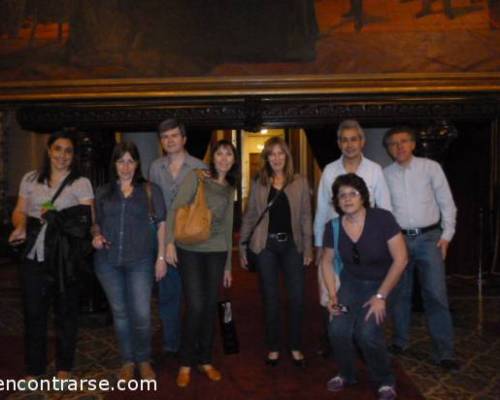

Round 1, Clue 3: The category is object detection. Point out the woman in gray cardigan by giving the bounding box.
[240,136,313,367]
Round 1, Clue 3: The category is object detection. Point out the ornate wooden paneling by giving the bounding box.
[15,94,500,132]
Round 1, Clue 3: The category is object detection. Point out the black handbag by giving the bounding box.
[218,299,239,355]
[242,184,286,272]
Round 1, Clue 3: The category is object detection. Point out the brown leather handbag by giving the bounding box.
[174,170,212,245]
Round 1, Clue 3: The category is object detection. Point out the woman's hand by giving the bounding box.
[303,256,312,267]
[166,243,178,267]
[92,234,110,250]
[326,295,342,318]
[155,257,167,281]
[223,270,232,288]
[9,226,26,245]
[240,253,248,270]
[363,296,386,325]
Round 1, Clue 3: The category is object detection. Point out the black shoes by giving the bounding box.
[440,359,460,372]
[265,352,280,366]
[388,344,405,355]
[291,351,305,368]
[265,351,306,367]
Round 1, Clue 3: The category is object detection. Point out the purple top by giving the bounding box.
[323,208,401,281]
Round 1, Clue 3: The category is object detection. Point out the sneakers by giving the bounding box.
[378,385,397,400]
[327,375,346,392]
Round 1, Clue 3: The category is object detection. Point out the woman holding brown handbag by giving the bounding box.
[239,136,313,367]
[165,139,238,388]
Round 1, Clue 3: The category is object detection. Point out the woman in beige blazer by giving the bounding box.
[240,136,312,367]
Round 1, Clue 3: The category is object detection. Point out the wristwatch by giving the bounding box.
[375,293,386,300]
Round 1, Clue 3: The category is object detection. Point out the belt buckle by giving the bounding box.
[405,229,419,237]
[276,233,288,242]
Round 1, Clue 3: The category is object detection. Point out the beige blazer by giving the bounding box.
[239,174,313,260]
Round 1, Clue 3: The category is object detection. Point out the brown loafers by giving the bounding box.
[118,363,135,382]
[176,368,191,388]
[198,364,221,381]
[138,361,156,380]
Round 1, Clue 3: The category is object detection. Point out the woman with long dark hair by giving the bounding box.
[9,131,94,381]
[165,139,238,388]
[92,141,166,381]
[239,136,312,367]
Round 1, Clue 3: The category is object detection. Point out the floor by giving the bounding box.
[0,257,499,400]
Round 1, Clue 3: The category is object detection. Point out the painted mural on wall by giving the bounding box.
[0,0,498,81]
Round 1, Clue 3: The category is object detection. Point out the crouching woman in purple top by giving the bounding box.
[320,173,407,400]
[92,142,167,382]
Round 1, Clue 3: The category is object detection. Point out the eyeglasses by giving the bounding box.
[352,243,360,265]
[338,190,361,201]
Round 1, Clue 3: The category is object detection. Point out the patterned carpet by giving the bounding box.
[0,259,498,400]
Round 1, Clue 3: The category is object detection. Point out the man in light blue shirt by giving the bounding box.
[149,118,206,356]
[383,126,459,372]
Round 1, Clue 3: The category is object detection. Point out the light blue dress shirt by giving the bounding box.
[383,156,457,242]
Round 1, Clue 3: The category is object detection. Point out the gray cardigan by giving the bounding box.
[239,174,313,260]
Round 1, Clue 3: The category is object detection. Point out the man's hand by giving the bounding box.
[436,239,450,260]
[155,258,167,281]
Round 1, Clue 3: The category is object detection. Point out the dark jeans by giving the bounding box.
[177,248,226,366]
[158,266,182,352]
[329,271,395,387]
[20,258,79,375]
[256,237,304,352]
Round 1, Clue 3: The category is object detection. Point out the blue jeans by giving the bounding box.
[256,238,305,352]
[177,248,226,366]
[329,271,395,387]
[158,265,182,352]
[391,229,455,361]
[95,258,154,363]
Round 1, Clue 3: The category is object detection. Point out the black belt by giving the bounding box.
[402,223,440,237]
[268,232,289,242]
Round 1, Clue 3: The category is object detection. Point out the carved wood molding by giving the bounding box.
[16,94,500,132]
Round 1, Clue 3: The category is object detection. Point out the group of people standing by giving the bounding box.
[9,117,458,400]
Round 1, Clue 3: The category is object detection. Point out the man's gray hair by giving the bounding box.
[337,119,365,141]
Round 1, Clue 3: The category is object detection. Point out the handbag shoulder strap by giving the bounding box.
[243,182,288,245]
[191,169,208,207]
[144,182,155,219]
[331,217,343,276]
[50,174,73,204]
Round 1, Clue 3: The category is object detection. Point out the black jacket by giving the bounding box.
[26,204,92,292]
